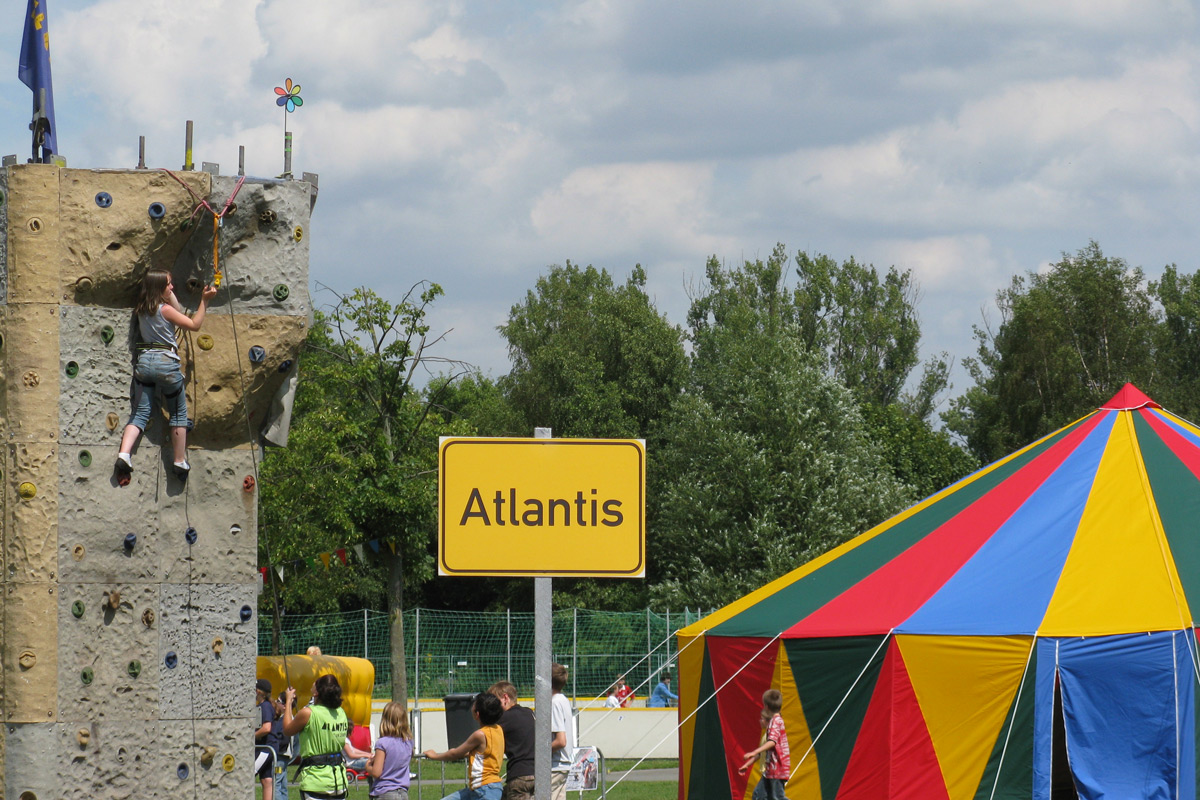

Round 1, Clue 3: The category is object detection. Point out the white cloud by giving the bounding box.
[57,0,268,126]
[530,162,734,257]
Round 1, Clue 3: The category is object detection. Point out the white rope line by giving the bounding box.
[786,632,891,782]
[578,633,703,740]
[605,633,782,795]
[986,636,1037,800]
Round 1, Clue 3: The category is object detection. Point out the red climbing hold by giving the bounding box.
[243,475,256,493]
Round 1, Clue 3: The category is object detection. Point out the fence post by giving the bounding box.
[666,609,671,666]
[572,608,578,704]
[507,607,512,682]
[414,608,421,706]
[364,609,369,660]
[646,608,652,689]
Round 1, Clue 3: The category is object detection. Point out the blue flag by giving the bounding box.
[18,0,57,159]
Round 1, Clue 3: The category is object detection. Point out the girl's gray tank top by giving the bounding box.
[138,305,180,360]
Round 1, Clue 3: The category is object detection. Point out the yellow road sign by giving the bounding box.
[438,437,645,577]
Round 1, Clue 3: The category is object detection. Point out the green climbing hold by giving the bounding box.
[71,601,85,618]
[81,667,93,685]
[127,660,142,678]
[100,326,115,344]
[65,361,78,378]
[78,450,92,467]
[273,284,290,302]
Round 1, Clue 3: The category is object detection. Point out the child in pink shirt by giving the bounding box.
[738,689,790,800]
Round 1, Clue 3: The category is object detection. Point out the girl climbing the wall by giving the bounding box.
[116,269,217,480]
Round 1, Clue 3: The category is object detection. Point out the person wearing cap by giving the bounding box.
[256,679,283,800]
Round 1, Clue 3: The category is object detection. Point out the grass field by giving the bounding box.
[256,759,679,800]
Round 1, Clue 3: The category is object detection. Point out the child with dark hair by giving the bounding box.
[424,692,506,800]
[283,675,370,800]
[117,268,216,480]
[738,689,790,800]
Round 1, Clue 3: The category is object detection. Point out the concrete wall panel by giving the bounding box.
[172,177,313,317]
[7,444,58,582]
[6,165,60,305]
[58,169,210,309]
[157,448,256,584]
[3,304,60,443]
[4,583,57,722]
[57,583,159,721]
[57,445,160,584]
[159,583,257,721]
[182,313,308,448]
[57,306,137,446]
[4,722,57,800]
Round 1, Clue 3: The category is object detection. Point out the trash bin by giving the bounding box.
[444,693,479,750]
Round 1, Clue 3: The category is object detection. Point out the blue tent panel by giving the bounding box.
[1034,632,1194,800]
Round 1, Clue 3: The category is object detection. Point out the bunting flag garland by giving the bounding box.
[260,539,396,587]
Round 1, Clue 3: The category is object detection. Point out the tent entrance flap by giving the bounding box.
[1035,632,1195,800]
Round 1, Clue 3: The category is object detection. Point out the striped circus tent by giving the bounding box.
[678,384,1200,800]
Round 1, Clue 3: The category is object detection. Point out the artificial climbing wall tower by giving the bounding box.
[0,162,313,799]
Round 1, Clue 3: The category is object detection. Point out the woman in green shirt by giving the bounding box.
[284,675,370,800]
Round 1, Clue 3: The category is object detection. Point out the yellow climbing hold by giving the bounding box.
[18,482,36,499]
[197,334,215,351]
[293,226,304,242]
[222,754,236,772]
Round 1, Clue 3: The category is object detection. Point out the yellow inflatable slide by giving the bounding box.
[257,655,375,727]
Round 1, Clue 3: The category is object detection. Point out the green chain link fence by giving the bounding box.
[258,607,713,700]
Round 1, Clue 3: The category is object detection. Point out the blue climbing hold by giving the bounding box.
[123,533,137,551]
[185,527,197,544]
[279,359,293,373]
[177,763,189,780]
[186,418,195,432]
[95,192,112,208]
[240,605,253,622]
[165,651,178,669]
[148,202,166,219]
[248,345,266,363]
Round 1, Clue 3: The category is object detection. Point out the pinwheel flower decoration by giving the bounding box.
[274,79,303,112]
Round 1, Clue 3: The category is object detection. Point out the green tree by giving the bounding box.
[946,242,1159,462]
[1150,265,1200,422]
[650,302,909,607]
[691,244,942,412]
[260,283,466,706]
[500,262,688,438]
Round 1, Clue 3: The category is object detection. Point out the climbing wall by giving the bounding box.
[0,163,314,800]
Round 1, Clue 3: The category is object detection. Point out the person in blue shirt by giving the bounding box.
[648,674,678,707]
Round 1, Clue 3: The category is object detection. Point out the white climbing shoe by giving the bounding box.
[173,460,190,480]
[115,453,133,474]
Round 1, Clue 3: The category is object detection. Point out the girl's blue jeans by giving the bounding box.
[127,351,188,429]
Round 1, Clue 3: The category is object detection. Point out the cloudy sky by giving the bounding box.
[3,0,1200,404]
